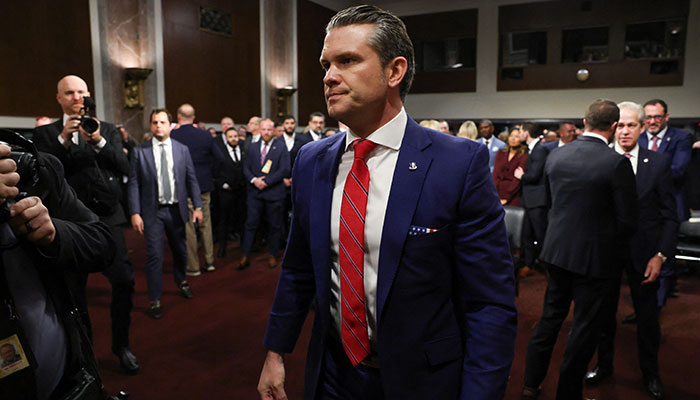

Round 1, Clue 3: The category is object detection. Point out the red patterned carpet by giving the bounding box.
[85,228,700,399]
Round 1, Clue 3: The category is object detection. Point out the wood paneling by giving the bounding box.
[162,0,260,124]
[403,9,478,94]
[0,1,94,117]
[297,0,337,127]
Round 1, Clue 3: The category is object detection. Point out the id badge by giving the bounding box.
[261,159,272,174]
[0,333,31,378]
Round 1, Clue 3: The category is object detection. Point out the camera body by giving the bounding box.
[0,129,42,222]
[79,96,99,133]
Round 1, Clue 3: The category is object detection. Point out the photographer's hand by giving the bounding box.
[79,118,103,144]
[0,144,20,203]
[60,114,81,144]
[9,197,56,247]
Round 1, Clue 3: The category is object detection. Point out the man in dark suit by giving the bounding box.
[514,122,550,277]
[280,115,312,241]
[522,99,638,400]
[129,109,203,319]
[32,75,140,374]
[239,118,290,269]
[305,111,326,142]
[214,127,247,258]
[638,99,692,308]
[171,104,224,275]
[585,101,675,400]
[257,6,516,400]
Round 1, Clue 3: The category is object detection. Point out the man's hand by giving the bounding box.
[0,145,19,203]
[131,214,144,235]
[254,176,268,191]
[60,114,81,143]
[78,119,102,144]
[258,351,287,400]
[193,209,203,224]
[642,255,663,284]
[514,166,524,180]
[9,197,56,247]
[283,178,292,188]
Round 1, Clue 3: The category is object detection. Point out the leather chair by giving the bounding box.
[503,206,525,295]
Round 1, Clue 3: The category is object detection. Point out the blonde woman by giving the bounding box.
[457,120,478,141]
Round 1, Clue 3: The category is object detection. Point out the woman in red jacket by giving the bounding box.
[492,128,528,206]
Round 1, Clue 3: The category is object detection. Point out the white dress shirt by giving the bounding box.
[152,137,177,204]
[528,137,540,153]
[582,131,608,144]
[283,132,296,152]
[309,130,322,141]
[59,114,106,151]
[251,133,261,143]
[614,142,639,175]
[330,107,407,349]
[646,126,667,150]
[225,141,241,162]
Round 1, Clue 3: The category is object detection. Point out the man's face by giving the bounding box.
[248,117,260,133]
[225,130,239,147]
[559,123,576,144]
[56,76,90,115]
[320,24,389,125]
[0,345,15,361]
[517,129,527,142]
[221,118,234,133]
[644,103,669,134]
[274,125,285,137]
[479,122,494,139]
[439,121,450,134]
[309,116,325,132]
[283,118,296,134]
[260,121,274,142]
[616,108,643,151]
[150,112,172,141]
[237,127,247,141]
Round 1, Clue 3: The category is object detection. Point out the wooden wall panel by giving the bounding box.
[162,0,260,124]
[297,0,337,127]
[0,1,93,117]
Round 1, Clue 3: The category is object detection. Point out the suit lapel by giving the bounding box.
[143,140,157,178]
[635,148,652,196]
[376,118,432,325]
[311,134,346,308]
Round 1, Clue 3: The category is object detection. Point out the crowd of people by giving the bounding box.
[4,4,697,400]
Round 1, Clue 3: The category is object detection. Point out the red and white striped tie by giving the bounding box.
[338,138,377,366]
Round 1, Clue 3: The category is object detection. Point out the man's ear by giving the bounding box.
[385,56,408,89]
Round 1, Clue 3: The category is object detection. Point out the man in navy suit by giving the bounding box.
[586,101,675,400]
[476,119,506,172]
[239,118,290,269]
[128,109,203,319]
[171,104,224,275]
[637,99,692,308]
[257,6,516,400]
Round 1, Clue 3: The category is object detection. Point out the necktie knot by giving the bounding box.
[624,153,632,159]
[352,139,377,160]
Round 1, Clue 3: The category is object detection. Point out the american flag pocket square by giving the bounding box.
[408,225,440,236]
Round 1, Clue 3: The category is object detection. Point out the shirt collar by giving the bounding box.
[582,132,609,144]
[614,141,639,158]
[344,107,406,151]
[62,114,71,127]
[647,126,667,142]
[153,137,172,146]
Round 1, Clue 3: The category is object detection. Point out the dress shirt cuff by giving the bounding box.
[57,134,69,147]
[91,137,107,152]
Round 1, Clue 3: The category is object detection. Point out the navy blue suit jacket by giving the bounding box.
[171,124,224,193]
[243,137,290,201]
[639,126,692,221]
[263,117,517,400]
[128,138,202,225]
[629,147,678,273]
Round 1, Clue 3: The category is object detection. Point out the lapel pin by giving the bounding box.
[666,137,670,141]
[643,158,649,163]
[409,162,418,171]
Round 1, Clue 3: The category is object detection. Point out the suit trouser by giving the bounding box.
[217,189,246,244]
[186,192,214,271]
[522,207,548,267]
[596,266,660,380]
[316,335,384,400]
[240,195,283,257]
[523,264,609,400]
[144,205,187,302]
[68,224,134,350]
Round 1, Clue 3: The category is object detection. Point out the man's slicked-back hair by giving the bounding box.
[584,99,620,132]
[521,122,540,138]
[309,111,325,121]
[643,98,668,114]
[150,108,172,123]
[326,5,415,101]
[617,101,645,125]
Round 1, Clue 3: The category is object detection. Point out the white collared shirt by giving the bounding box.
[251,133,261,143]
[528,137,540,153]
[646,126,667,150]
[582,131,609,144]
[59,114,107,152]
[310,130,322,141]
[152,137,177,204]
[330,107,407,348]
[225,141,240,162]
[283,132,295,152]
[614,142,639,175]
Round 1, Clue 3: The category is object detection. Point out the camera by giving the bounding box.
[0,129,41,222]
[79,96,99,134]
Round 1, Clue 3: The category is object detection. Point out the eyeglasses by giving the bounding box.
[645,115,666,121]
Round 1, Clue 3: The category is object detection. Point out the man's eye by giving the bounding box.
[342,58,353,64]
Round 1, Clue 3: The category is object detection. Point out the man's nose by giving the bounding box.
[323,66,339,86]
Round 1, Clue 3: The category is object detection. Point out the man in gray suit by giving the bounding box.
[128,109,203,319]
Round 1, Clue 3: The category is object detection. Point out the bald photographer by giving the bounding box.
[0,136,116,399]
